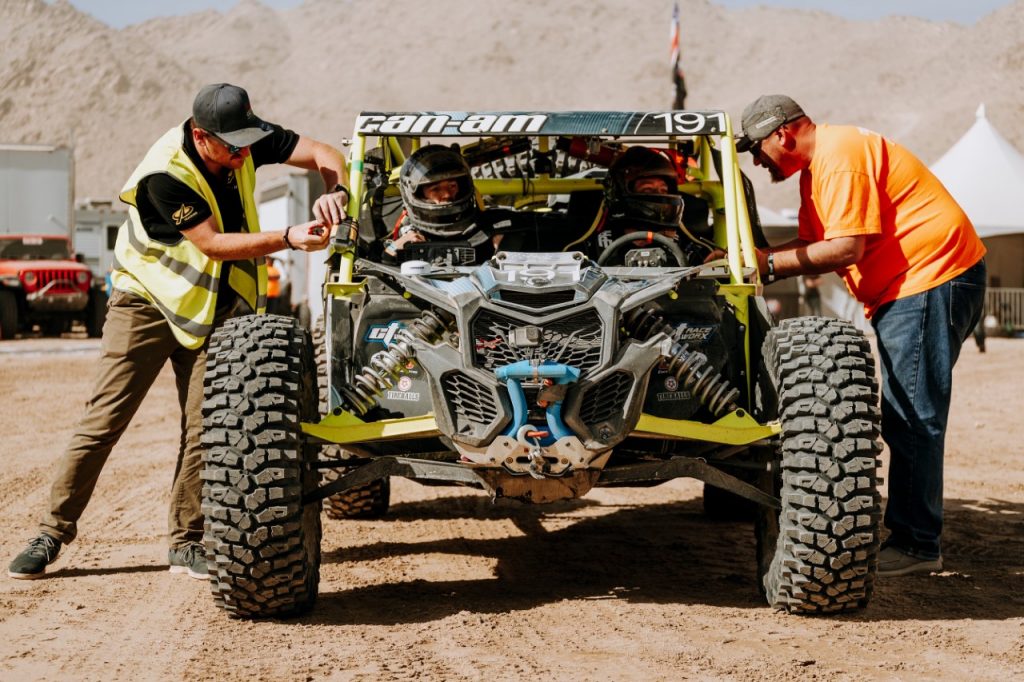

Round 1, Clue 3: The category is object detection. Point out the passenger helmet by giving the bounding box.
[398,145,478,237]
[605,146,684,231]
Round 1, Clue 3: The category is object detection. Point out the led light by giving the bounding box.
[76,271,90,284]
[23,271,37,285]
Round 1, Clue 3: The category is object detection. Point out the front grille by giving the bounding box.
[579,372,633,425]
[24,270,81,294]
[472,309,603,374]
[441,371,500,435]
[496,288,576,309]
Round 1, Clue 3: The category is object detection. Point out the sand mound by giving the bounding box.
[3,0,1022,208]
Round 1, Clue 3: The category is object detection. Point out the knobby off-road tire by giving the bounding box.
[312,318,390,519]
[201,314,322,618]
[756,317,882,614]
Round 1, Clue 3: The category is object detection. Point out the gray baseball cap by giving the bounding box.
[192,83,273,148]
[735,95,806,152]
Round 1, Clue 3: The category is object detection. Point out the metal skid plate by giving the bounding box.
[454,434,609,477]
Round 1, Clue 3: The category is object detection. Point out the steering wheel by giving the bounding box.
[596,231,686,267]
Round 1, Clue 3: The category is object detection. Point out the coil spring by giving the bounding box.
[623,307,740,417]
[340,310,449,417]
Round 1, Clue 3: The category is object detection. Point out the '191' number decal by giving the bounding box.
[651,112,726,134]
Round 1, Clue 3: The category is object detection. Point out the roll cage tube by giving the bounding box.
[343,110,761,286]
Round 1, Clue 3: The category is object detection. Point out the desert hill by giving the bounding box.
[3,0,1023,209]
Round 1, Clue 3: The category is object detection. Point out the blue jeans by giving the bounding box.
[872,259,986,560]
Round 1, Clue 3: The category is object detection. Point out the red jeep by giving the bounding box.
[0,234,104,339]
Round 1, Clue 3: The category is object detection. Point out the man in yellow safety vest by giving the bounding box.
[9,84,348,580]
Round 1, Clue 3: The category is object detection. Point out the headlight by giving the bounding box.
[76,271,90,284]
[23,271,37,286]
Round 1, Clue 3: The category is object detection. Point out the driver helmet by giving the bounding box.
[604,146,684,232]
[398,144,478,238]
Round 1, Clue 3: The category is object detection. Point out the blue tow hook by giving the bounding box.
[495,360,580,446]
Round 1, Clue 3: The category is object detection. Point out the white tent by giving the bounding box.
[930,104,1024,238]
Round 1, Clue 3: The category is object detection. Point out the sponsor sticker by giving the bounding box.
[674,325,716,343]
[385,390,420,402]
[365,321,405,346]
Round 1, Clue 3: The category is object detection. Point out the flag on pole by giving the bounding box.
[670,2,687,110]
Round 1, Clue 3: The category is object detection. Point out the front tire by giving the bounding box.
[201,314,322,618]
[756,317,882,614]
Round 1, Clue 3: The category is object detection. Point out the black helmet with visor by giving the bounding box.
[398,145,478,237]
[605,146,684,231]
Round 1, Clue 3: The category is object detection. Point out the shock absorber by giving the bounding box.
[623,306,740,417]
[339,310,449,417]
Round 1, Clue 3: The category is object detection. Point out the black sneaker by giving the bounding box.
[168,542,209,580]
[9,534,62,579]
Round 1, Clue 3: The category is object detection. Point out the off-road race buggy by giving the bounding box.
[200,110,882,619]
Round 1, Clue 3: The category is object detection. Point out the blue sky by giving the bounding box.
[59,0,1016,29]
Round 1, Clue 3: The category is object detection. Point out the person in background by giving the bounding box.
[8,83,347,580]
[734,94,986,577]
[265,255,284,315]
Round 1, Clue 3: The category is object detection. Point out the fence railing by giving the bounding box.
[987,287,1024,332]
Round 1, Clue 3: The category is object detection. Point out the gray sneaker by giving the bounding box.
[877,545,943,577]
[168,542,209,580]
[9,534,62,579]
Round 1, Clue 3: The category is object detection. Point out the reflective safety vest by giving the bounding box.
[111,122,267,348]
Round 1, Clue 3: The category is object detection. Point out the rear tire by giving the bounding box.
[201,314,322,618]
[756,317,881,614]
[0,291,17,340]
[313,317,391,519]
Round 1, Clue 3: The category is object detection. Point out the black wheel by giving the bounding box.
[755,316,882,614]
[86,289,107,338]
[313,317,391,519]
[0,291,17,340]
[201,314,322,618]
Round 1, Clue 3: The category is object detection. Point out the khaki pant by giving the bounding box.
[40,290,224,548]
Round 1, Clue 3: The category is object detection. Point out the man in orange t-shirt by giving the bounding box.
[736,95,986,578]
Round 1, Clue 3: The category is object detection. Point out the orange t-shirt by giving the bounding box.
[798,124,986,318]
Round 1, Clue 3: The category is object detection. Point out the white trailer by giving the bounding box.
[74,199,126,287]
[0,144,73,237]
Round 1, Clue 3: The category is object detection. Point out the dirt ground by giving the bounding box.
[0,334,1021,681]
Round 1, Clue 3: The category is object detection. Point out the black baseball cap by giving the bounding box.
[735,94,806,152]
[192,83,273,148]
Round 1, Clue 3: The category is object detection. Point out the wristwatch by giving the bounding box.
[333,184,350,201]
[765,252,776,283]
